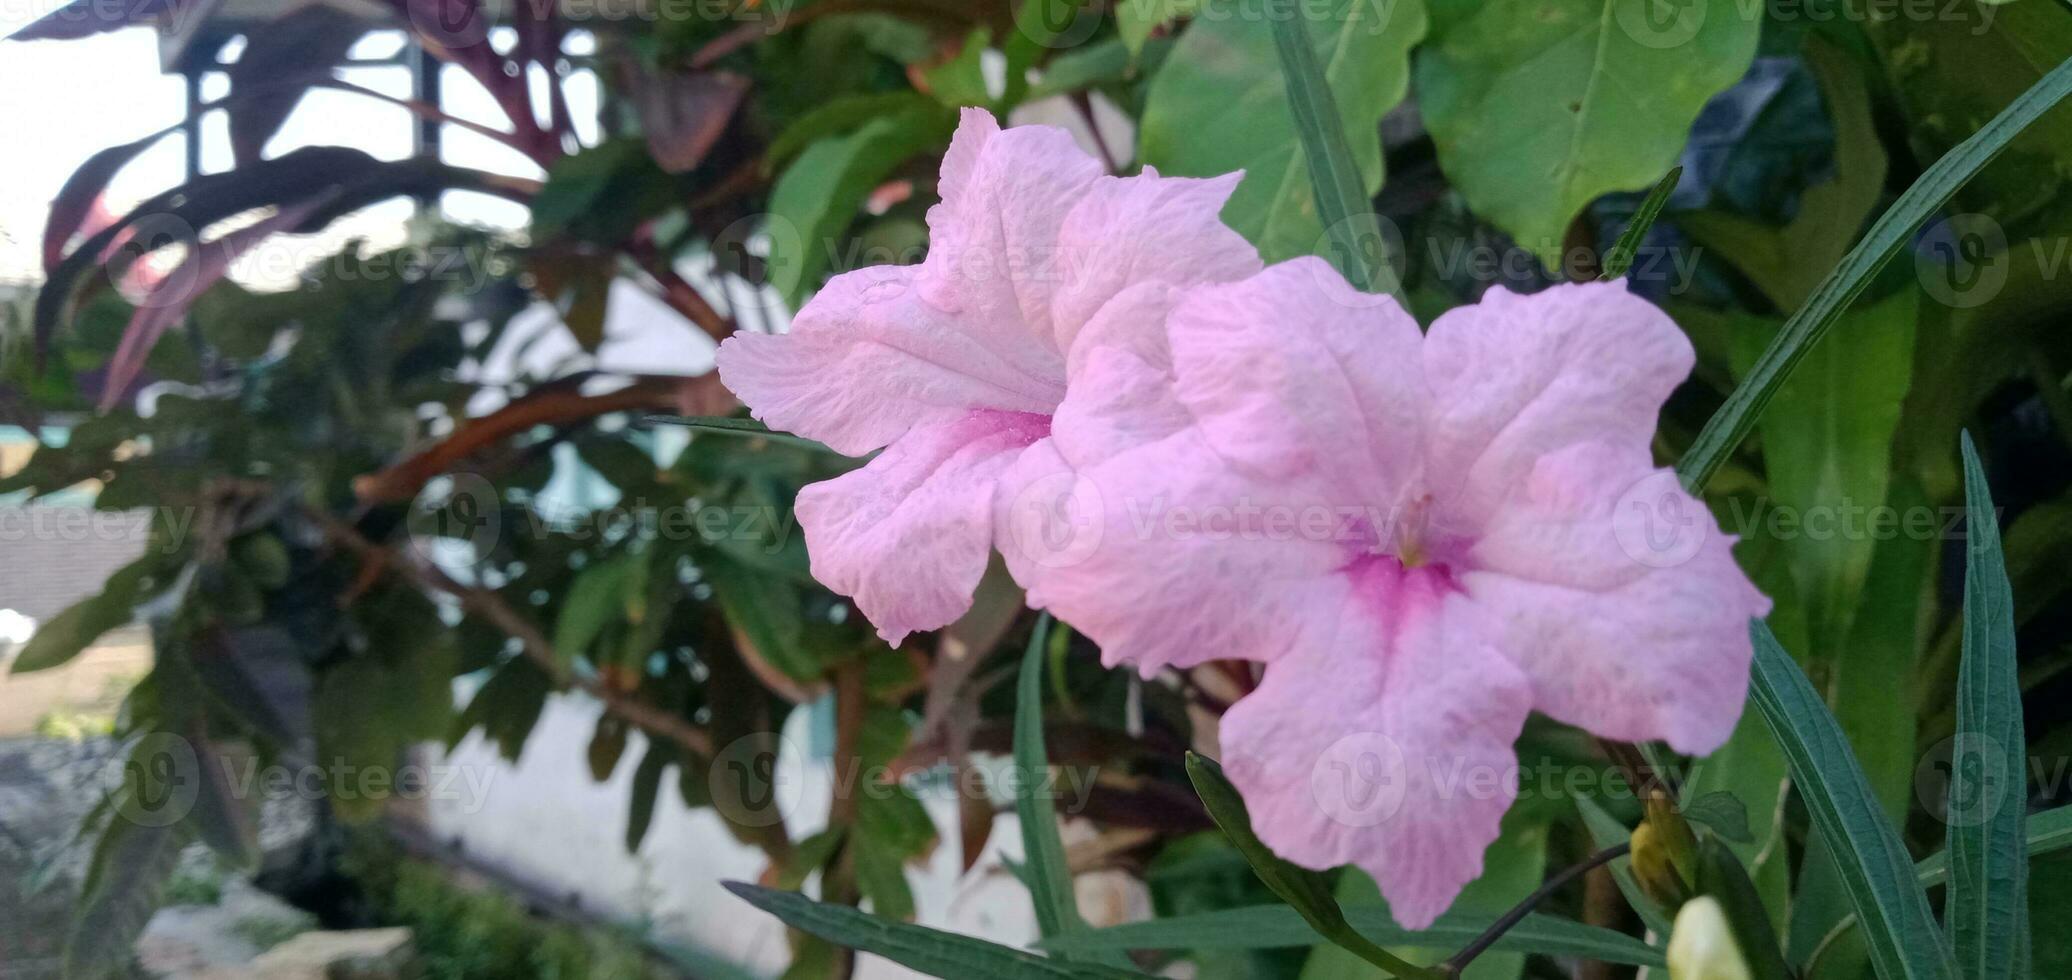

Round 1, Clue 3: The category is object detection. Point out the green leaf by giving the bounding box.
[1026,37,1137,100]
[724,882,1151,979]
[10,557,154,673]
[1947,432,2028,980]
[1599,166,1680,281]
[1140,0,1426,264]
[924,29,994,108]
[1268,0,1403,300]
[554,554,634,663]
[65,808,195,980]
[1185,753,1438,978]
[1746,620,1959,980]
[766,102,955,309]
[763,92,940,174]
[647,413,837,453]
[1682,791,1755,846]
[1416,0,1757,268]
[1039,902,1664,968]
[1693,837,1794,980]
[1677,53,2072,492]
[626,741,670,852]
[1015,614,1105,958]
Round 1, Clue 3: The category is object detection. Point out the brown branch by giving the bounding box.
[353,373,734,504]
[626,240,736,341]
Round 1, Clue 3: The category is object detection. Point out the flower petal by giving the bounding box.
[796,410,1049,645]
[997,430,1349,676]
[1168,257,1425,501]
[716,265,1064,456]
[1220,575,1533,929]
[1422,281,1694,528]
[1465,441,1768,754]
[919,108,1105,350]
[1049,168,1261,354]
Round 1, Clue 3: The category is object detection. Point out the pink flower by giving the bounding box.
[1002,260,1769,927]
[715,109,1261,645]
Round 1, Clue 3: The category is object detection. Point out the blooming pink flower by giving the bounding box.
[715,109,1261,645]
[1002,260,1769,927]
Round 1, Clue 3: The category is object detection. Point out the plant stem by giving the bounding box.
[1437,843,1633,977]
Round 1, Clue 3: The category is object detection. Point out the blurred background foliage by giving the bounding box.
[6,0,2072,977]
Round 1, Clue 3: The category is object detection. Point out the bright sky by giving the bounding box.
[0,12,586,287]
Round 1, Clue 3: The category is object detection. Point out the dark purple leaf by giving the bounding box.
[227,5,374,167]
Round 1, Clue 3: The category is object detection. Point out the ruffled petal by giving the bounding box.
[716,265,1064,456]
[1220,575,1533,929]
[919,108,1105,356]
[796,411,1049,645]
[997,430,1350,676]
[1422,281,1694,529]
[1465,442,1769,754]
[1049,168,1261,353]
[1168,257,1426,502]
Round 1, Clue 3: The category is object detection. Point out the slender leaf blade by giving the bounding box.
[1185,753,1436,978]
[1678,55,2072,492]
[1037,903,1664,968]
[1268,0,1401,300]
[724,882,1148,979]
[1947,432,2028,979]
[1014,614,1120,964]
[1746,620,1958,980]
[1599,166,1681,281]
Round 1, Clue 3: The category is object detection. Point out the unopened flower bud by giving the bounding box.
[1668,896,1753,980]
[1630,821,1689,909]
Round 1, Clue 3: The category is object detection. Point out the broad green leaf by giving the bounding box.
[766,103,955,308]
[1727,284,1918,656]
[1416,0,1757,268]
[1746,620,1959,980]
[1039,901,1664,968]
[924,29,994,108]
[1185,753,1438,978]
[1599,165,1681,281]
[1682,791,1754,846]
[1140,0,1426,264]
[1026,38,1137,100]
[1269,0,1402,299]
[64,814,194,980]
[1946,432,2028,980]
[315,611,458,822]
[10,557,154,674]
[1677,53,2072,492]
[724,883,1150,979]
[763,92,939,174]
[554,553,634,663]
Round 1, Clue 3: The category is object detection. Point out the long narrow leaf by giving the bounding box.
[723,883,1148,980]
[1267,0,1404,301]
[1677,56,2072,491]
[1600,166,1681,281]
[642,414,835,453]
[1185,753,1437,978]
[1036,903,1665,967]
[1947,432,2028,979]
[1015,614,1116,963]
[1746,621,1958,980]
